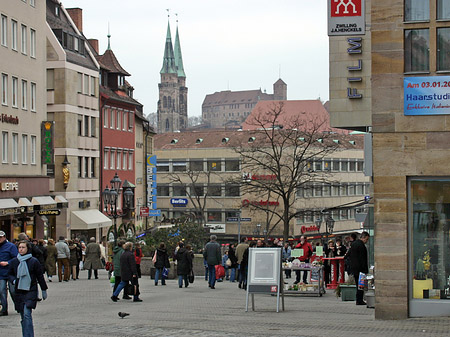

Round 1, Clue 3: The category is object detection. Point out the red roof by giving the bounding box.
[242,100,348,134]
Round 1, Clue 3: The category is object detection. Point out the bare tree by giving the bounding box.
[234,102,342,241]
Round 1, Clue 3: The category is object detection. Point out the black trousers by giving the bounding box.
[354,271,364,304]
[295,259,310,283]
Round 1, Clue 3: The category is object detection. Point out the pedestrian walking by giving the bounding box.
[221,250,229,281]
[111,242,142,302]
[44,239,57,283]
[350,231,370,305]
[240,241,257,290]
[134,243,143,278]
[203,235,221,289]
[84,237,102,280]
[55,236,70,282]
[282,242,292,279]
[174,242,192,288]
[236,237,249,289]
[154,242,170,286]
[68,240,80,281]
[228,244,238,282]
[113,240,130,299]
[8,240,48,337]
[0,230,18,316]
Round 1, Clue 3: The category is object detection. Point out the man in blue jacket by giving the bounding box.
[0,231,18,316]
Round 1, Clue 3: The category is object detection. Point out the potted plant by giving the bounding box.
[335,276,356,301]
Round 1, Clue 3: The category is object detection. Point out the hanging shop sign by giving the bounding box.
[170,198,188,207]
[404,76,450,115]
[41,121,55,165]
[328,0,365,36]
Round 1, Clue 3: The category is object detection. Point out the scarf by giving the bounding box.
[17,253,32,291]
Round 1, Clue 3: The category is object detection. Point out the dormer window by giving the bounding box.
[248,137,255,143]
[196,138,203,144]
[171,139,178,144]
[222,137,229,143]
[55,6,59,17]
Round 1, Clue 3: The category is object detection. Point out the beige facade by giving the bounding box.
[154,131,369,241]
[46,2,103,240]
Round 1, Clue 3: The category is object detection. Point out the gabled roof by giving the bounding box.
[202,89,273,107]
[242,100,348,134]
[274,78,286,86]
[97,49,130,76]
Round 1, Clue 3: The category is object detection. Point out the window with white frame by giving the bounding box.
[21,80,27,109]
[128,112,133,131]
[90,76,95,96]
[12,77,18,108]
[77,73,82,93]
[122,111,127,130]
[84,157,88,178]
[128,151,133,170]
[78,156,82,177]
[103,108,108,127]
[83,74,89,95]
[30,0,35,7]
[31,135,36,164]
[116,110,120,130]
[103,149,108,169]
[84,115,89,136]
[30,82,36,111]
[11,20,17,50]
[1,74,7,105]
[123,150,127,170]
[90,158,95,177]
[21,24,27,54]
[12,133,18,163]
[22,134,27,164]
[110,109,114,128]
[90,117,95,137]
[1,15,7,47]
[30,28,35,57]
[2,132,8,163]
[110,150,115,169]
[117,151,121,170]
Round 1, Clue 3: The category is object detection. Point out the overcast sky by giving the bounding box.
[61,0,329,117]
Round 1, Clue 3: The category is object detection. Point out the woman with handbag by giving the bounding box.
[154,242,170,286]
[174,242,192,288]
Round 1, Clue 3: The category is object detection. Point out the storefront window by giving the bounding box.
[410,179,450,301]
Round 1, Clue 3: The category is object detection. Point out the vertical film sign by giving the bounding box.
[328,0,365,36]
[41,121,55,176]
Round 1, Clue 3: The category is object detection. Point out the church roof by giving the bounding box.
[97,49,130,76]
[202,89,273,107]
[174,26,186,78]
[160,22,177,74]
[274,78,286,86]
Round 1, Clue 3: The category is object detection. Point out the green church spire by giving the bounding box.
[174,23,186,78]
[160,21,176,74]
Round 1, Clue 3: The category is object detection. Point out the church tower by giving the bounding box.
[157,19,187,133]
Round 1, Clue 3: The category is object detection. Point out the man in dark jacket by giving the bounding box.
[0,231,18,316]
[350,231,370,305]
[111,242,141,302]
[203,235,221,289]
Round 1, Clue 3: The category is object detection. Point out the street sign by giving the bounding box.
[148,210,161,217]
[140,207,149,217]
[146,155,157,166]
[226,217,251,222]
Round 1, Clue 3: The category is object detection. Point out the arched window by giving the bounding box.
[163,96,167,108]
[168,96,172,108]
[165,118,170,131]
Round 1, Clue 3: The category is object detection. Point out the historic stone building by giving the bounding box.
[202,79,287,129]
[157,21,187,133]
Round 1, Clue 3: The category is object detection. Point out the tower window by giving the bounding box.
[163,96,167,108]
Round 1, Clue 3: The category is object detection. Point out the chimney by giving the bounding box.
[88,39,99,54]
[66,8,83,33]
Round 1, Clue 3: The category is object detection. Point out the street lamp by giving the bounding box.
[325,215,335,242]
[315,216,323,244]
[103,172,122,246]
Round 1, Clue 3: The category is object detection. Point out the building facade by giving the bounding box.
[46,2,109,241]
[201,79,287,129]
[0,0,57,240]
[157,21,187,133]
[154,129,369,242]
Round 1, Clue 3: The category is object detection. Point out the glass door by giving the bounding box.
[409,178,450,317]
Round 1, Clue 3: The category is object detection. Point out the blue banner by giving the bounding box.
[404,76,450,115]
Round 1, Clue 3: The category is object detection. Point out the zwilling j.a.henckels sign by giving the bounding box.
[328,0,365,36]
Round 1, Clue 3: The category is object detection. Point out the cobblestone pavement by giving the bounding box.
[0,270,449,337]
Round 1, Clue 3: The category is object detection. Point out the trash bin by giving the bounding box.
[366,291,375,308]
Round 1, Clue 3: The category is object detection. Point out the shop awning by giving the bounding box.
[32,196,57,211]
[71,210,112,230]
[54,195,69,208]
[0,199,20,216]
[18,198,34,213]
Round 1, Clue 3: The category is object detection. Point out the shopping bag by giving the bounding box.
[162,267,169,278]
[215,265,225,280]
[358,273,367,290]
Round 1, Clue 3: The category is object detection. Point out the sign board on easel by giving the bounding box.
[245,247,284,312]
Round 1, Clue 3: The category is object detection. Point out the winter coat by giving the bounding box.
[228,247,238,268]
[235,243,248,264]
[55,240,70,259]
[0,240,18,280]
[282,246,291,260]
[9,256,47,311]
[203,241,221,266]
[45,244,57,276]
[294,241,313,261]
[175,247,192,276]
[350,239,368,275]
[84,242,102,270]
[69,245,79,266]
[154,248,170,269]
[134,248,143,265]
[120,250,137,282]
[113,246,124,277]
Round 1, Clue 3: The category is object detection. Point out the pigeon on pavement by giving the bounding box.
[118,312,130,319]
